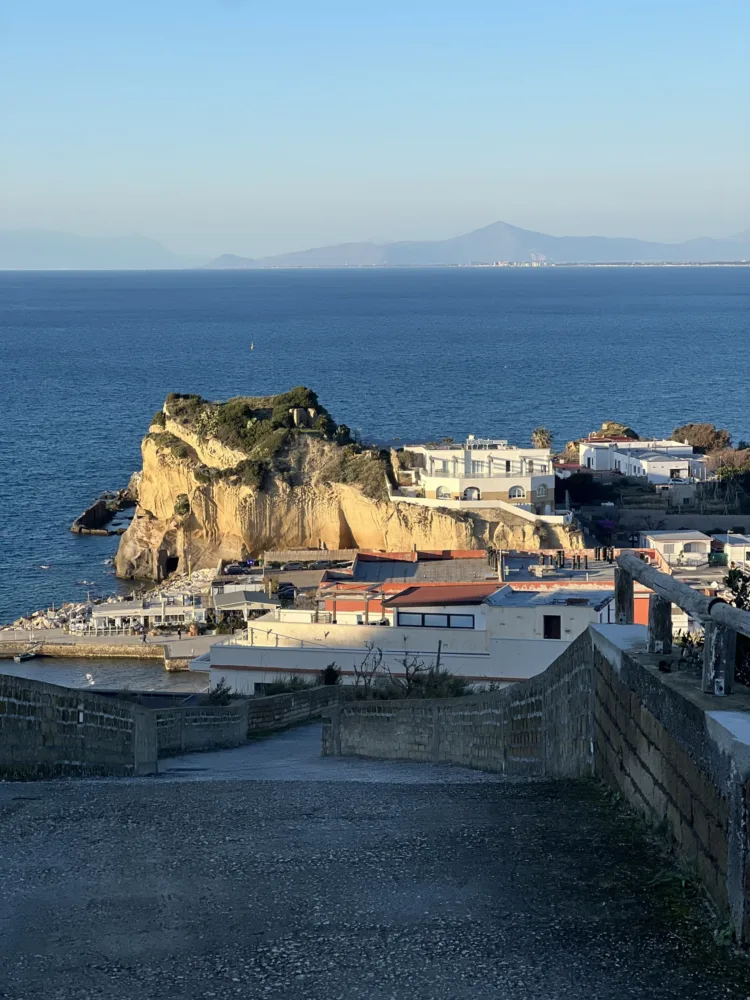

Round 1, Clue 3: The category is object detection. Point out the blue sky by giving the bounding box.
[2,0,748,257]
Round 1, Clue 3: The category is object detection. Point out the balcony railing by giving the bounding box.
[420,467,550,479]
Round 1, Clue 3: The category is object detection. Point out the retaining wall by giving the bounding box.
[156,686,341,755]
[0,673,157,779]
[248,686,342,735]
[322,633,594,778]
[0,641,166,661]
[590,627,750,943]
[156,701,249,755]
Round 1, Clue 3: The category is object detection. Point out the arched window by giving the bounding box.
[536,484,548,498]
[509,486,526,499]
[436,486,451,499]
[462,487,481,501]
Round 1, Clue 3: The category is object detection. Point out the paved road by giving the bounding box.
[1,725,749,999]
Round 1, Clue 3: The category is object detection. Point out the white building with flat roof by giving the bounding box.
[714,533,750,569]
[639,530,712,567]
[396,436,557,515]
[197,584,613,693]
[87,595,207,632]
[579,439,707,483]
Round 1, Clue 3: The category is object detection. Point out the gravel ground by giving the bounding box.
[1,725,749,999]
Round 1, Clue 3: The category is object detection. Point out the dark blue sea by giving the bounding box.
[1,267,749,623]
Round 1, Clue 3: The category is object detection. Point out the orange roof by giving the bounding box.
[383,583,499,607]
[356,549,487,563]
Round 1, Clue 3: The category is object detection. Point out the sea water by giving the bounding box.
[1,266,748,623]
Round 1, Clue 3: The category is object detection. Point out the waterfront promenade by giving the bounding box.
[1,724,748,999]
[0,627,215,663]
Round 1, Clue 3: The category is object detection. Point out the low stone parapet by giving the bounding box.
[0,673,157,779]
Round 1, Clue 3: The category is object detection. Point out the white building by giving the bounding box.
[399,436,557,514]
[639,530,712,567]
[196,584,613,693]
[212,590,281,619]
[714,533,750,569]
[88,595,207,632]
[579,439,706,483]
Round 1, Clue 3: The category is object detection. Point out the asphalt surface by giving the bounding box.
[1,725,749,999]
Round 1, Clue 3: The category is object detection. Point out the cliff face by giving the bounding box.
[116,391,581,580]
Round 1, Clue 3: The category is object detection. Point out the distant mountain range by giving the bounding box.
[0,230,196,270]
[207,221,750,268]
[1,221,749,270]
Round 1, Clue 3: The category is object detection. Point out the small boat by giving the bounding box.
[250,341,254,351]
[14,651,37,662]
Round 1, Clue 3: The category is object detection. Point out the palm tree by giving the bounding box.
[531,426,552,449]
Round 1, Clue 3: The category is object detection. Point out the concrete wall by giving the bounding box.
[322,632,594,777]
[0,672,157,779]
[156,701,250,755]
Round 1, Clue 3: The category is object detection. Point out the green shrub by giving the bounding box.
[272,386,319,411]
[260,675,317,695]
[145,432,192,461]
[151,410,167,428]
[165,393,205,424]
[323,445,390,500]
[174,493,190,517]
[232,458,269,489]
[319,663,341,686]
[204,678,233,705]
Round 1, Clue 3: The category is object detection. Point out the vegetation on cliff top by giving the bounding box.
[149,386,391,499]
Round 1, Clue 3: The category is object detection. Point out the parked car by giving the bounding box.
[280,562,303,571]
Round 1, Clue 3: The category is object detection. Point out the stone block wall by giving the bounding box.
[155,701,250,755]
[0,673,157,779]
[247,685,342,735]
[589,627,748,938]
[322,633,594,778]
[155,687,341,756]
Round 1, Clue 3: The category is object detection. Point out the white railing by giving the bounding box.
[388,489,573,524]
[421,467,549,479]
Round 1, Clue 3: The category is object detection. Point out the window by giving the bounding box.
[424,613,449,627]
[505,460,511,473]
[527,460,534,473]
[543,614,562,639]
[663,543,675,554]
[397,612,475,629]
[397,612,422,626]
[462,487,480,500]
[536,484,548,498]
[436,486,451,499]
[509,486,526,499]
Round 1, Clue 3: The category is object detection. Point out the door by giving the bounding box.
[543,614,561,639]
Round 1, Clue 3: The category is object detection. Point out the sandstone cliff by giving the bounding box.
[116,389,582,580]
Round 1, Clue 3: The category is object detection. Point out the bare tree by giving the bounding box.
[352,641,384,690]
[387,653,430,697]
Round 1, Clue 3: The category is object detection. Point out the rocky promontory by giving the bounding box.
[115,388,582,580]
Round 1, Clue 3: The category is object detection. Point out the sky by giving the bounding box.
[1,0,748,259]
